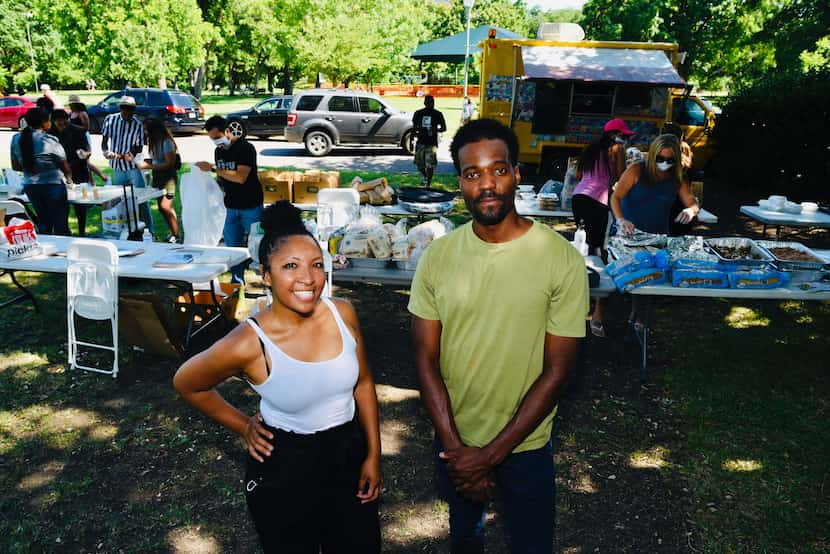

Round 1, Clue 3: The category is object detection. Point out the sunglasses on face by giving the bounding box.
[656,155,675,164]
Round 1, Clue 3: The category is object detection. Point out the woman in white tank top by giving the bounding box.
[174,201,382,553]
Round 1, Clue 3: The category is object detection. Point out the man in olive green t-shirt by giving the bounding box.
[408,119,588,553]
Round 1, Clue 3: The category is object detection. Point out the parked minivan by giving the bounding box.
[87,88,205,134]
[285,89,414,156]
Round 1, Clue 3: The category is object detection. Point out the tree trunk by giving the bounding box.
[282,64,294,95]
[193,63,207,99]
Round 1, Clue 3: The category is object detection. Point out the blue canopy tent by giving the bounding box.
[411,25,525,64]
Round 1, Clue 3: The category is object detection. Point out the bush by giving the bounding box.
[711,70,830,200]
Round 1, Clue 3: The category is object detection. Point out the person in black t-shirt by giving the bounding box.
[412,95,446,187]
[197,115,264,284]
[50,109,93,235]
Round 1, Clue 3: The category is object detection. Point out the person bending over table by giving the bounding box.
[610,133,699,329]
[174,201,381,553]
[10,107,73,235]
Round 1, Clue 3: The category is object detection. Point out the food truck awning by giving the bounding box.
[521,46,686,87]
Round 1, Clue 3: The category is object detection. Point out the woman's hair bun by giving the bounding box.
[261,200,306,235]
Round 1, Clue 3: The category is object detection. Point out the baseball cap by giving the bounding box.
[67,94,82,104]
[119,96,137,107]
[603,118,634,136]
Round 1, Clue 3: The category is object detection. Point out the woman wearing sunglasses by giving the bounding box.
[611,133,699,236]
[610,134,699,330]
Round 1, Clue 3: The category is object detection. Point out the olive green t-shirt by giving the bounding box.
[408,220,589,453]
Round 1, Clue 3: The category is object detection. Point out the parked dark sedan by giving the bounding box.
[224,96,292,139]
[87,88,205,134]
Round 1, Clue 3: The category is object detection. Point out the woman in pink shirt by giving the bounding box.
[572,118,631,337]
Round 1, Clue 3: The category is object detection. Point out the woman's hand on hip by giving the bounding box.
[242,413,274,462]
[356,455,382,504]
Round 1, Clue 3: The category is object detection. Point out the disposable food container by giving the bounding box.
[755,240,829,283]
[394,259,419,271]
[346,257,392,269]
[704,237,774,268]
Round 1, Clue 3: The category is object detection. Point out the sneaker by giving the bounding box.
[165,235,179,244]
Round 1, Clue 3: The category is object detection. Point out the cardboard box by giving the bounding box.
[119,294,183,359]
[292,178,338,204]
[259,170,294,204]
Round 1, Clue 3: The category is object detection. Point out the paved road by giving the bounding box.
[0,130,456,176]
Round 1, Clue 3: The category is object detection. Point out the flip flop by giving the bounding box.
[589,319,606,338]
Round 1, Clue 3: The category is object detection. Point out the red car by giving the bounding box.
[0,95,37,129]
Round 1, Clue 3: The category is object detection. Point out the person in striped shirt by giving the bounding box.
[101,95,153,236]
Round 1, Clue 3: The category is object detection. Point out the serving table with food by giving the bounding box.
[0,235,249,350]
[605,230,830,378]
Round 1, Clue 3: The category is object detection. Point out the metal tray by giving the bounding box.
[704,237,774,267]
[755,240,829,272]
[394,259,419,271]
[347,257,392,269]
[398,200,455,214]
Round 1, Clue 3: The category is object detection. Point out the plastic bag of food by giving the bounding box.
[613,268,668,292]
[728,269,789,289]
[392,236,410,260]
[340,235,371,258]
[606,250,654,278]
[672,269,729,288]
[356,205,382,227]
[367,226,392,259]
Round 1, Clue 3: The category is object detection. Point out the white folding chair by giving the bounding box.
[0,199,28,222]
[67,239,119,378]
[316,188,359,296]
[3,169,24,194]
[316,188,360,230]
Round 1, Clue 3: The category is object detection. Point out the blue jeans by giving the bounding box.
[112,168,153,234]
[223,205,263,284]
[24,183,70,236]
[435,438,556,554]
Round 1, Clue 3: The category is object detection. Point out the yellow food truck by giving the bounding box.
[477,33,716,176]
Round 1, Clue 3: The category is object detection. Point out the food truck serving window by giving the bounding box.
[572,84,613,115]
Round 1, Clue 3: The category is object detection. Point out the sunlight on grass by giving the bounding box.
[722,458,763,472]
[629,446,671,469]
[380,420,409,456]
[383,499,448,547]
[375,384,419,404]
[0,352,48,372]
[167,527,221,554]
[17,461,65,490]
[0,405,115,454]
[724,306,770,329]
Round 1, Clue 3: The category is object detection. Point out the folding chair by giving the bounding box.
[67,239,119,377]
[1,200,39,310]
[316,188,359,296]
[0,199,28,224]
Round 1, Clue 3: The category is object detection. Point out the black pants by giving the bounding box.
[571,193,609,251]
[245,418,381,554]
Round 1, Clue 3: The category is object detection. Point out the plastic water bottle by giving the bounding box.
[142,228,153,243]
[573,221,589,257]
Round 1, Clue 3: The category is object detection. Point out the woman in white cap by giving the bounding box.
[571,118,632,337]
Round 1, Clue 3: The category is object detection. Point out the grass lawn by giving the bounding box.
[2,171,828,548]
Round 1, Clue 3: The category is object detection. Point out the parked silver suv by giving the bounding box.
[285,89,415,156]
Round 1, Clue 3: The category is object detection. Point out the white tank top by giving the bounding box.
[245,297,358,434]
